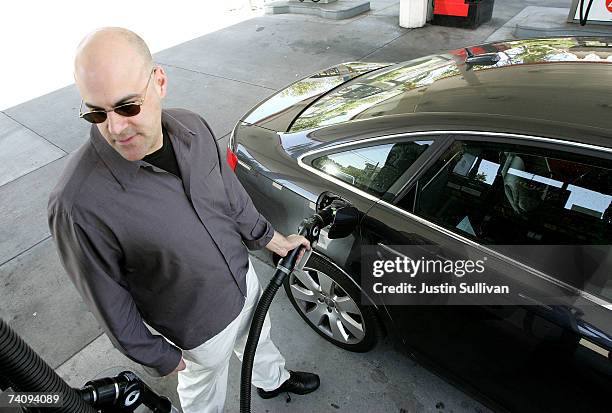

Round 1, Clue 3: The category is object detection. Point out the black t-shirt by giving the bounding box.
[143,128,181,178]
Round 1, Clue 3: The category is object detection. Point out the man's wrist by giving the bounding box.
[265,231,287,255]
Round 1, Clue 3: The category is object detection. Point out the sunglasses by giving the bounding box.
[79,68,156,124]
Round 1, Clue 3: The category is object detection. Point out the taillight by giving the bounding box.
[226,146,238,172]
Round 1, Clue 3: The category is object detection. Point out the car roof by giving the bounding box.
[287,37,612,146]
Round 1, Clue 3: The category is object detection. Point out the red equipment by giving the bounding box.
[432,0,495,29]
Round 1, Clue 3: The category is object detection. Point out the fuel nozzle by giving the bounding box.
[78,371,175,413]
[297,194,353,244]
[277,193,357,277]
[315,198,343,229]
[314,193,358,240]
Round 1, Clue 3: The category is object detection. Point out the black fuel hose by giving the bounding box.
[239,243,304,413]
[0,318,96,413]
[239,203,341,413]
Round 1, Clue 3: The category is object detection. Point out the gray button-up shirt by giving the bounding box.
[48,108,274,376]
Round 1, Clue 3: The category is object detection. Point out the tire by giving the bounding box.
[283,253,381,352]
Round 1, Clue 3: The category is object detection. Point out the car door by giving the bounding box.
[302,134,439,281]
[360,132,612,412]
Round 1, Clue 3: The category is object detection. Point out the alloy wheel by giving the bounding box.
[288,266,366,345]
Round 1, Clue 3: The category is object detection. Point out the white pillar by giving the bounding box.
[399,0,429,28]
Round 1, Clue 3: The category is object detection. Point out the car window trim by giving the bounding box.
[392,132,612,204]
[302,134,442,200]
[301,134,440,161]
[297,130,612,310]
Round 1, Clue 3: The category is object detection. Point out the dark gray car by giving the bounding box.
[227,37,612,412]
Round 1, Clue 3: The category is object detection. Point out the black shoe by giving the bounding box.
[257,370,320,399]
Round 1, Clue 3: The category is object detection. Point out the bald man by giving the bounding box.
[48,27,319,413]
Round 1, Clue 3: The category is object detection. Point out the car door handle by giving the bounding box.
[377,243,407,258]
[518,293,553,311]
[377,243,441,259]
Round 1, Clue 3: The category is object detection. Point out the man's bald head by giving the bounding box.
[75,27,152,79]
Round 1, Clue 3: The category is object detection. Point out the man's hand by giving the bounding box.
[171,357,186,374]
[265,231,311,263]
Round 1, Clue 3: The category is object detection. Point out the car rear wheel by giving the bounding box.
[283,253,380,352]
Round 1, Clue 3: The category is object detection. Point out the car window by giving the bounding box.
[401,140,612,300]
[312,140,433,197]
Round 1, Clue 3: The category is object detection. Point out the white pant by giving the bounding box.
[177,259,290,413]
